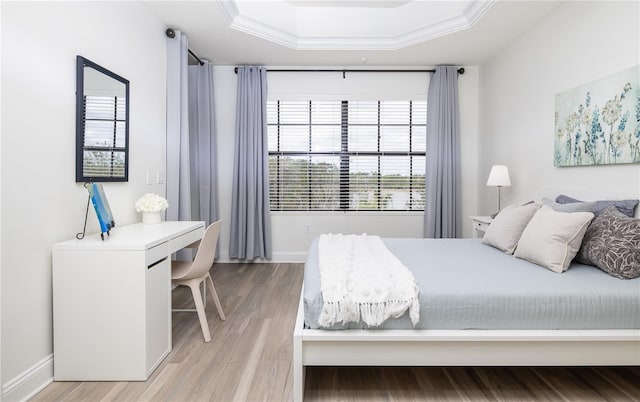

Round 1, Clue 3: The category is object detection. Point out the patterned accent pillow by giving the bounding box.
[576,206,640,279]
[555,194,639,217]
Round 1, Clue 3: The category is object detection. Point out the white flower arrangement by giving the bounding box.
[135,193,169,213]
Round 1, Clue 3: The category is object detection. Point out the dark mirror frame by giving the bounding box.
[76,56,130,182]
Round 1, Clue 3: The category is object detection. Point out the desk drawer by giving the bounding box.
[146,241,169,266]
[170,226,203,253]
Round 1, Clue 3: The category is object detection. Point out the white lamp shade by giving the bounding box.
[486,165,511,187]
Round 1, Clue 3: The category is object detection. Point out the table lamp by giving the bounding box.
[486,165,511,218]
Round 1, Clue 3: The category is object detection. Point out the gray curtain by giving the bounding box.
[229,66,272,260]
[188,62,219,226]
[424,66,461,238]
[166,30,192,224]
[167,32,219,258]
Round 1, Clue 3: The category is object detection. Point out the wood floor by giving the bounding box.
[33,263,639,401]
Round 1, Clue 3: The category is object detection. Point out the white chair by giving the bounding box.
[171,220,226,342]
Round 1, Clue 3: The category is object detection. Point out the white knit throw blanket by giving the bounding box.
[317,234,420,328]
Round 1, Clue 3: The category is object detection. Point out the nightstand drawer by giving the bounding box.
[470,216,492,238]
[474,221,490,231]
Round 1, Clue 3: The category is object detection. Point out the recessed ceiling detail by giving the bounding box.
[217,0,495,50]
[286,1,412,8]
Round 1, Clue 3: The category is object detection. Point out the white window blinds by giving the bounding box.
[267,99,426,211]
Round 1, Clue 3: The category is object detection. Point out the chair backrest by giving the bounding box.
[181,220,222,280]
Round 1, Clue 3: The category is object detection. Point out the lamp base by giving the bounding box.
[492,186,503,219]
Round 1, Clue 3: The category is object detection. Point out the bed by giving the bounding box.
[292,237,640,401]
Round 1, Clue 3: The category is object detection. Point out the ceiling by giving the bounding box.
[144,0,564,66]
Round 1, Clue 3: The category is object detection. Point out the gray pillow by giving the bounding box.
[555,194,638,217]
[541,198,596,213]
[576,206,640,279]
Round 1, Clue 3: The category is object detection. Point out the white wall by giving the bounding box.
[478,1,640,214]
[1,2,166,400]
[213,65,479,262]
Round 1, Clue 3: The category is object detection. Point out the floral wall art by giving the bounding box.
[554,65,640,167]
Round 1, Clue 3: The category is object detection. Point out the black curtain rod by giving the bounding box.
[233,67,464,76]
[188,49,205,66]
[165,28,204,66]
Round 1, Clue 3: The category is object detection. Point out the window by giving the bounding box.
[268,100,426,211]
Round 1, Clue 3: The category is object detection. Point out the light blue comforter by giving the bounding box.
[304,238,640,330]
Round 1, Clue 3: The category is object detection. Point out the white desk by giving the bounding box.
[52,221,204,381]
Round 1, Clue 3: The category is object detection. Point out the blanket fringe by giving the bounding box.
[319,296,420,328]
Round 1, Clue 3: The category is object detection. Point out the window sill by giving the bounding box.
[270,211,424,217]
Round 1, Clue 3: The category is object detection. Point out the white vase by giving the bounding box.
[142,211,162,224]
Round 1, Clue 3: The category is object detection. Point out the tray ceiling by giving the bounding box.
[218,0,494,50]
[144,1,564,66]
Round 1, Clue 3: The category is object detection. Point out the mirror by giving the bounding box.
[76,56,129,182]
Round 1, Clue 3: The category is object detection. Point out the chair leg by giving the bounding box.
[206,273,226,321]
[189,281,212,342]
[201,280,207,308]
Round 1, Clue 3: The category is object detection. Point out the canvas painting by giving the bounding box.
[554,65,640,167]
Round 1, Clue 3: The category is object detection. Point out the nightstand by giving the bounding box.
[470,216,493,238]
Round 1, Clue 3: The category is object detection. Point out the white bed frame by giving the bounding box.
[292,287,640,402]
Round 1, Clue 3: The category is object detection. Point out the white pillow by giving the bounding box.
[482,202,541,254]
[514,206,594,273]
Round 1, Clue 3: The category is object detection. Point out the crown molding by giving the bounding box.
[232,14,301,49]
[464,0,495,25]
[217,0,239,25]
[217,0,495,51]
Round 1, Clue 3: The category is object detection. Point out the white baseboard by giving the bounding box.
[217,252,307,263]
[264,252,307,263]
[2,354,53,402]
